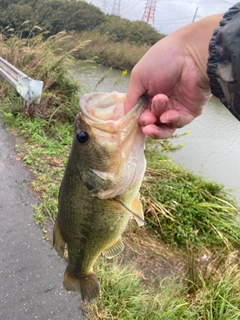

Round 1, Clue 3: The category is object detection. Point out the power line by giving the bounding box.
[120,0,141,16]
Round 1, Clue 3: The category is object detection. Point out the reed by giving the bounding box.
[0,29,82,121]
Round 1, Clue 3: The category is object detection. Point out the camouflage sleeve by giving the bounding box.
[207,2,240,120]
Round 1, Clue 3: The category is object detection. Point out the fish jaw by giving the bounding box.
[90,132,146,199]
[80,91,126,123]
[79,92,147,199]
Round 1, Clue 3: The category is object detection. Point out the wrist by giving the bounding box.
[174,14,223,87]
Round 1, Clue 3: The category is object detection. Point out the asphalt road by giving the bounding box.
[0,117,84,320]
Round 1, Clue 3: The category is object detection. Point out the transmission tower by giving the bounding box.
[112,0,121,16]
[141,0,157,25]
[101,0,108,13]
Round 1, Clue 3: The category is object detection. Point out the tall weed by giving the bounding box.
[73,31,151,69]
[0,30,83,122]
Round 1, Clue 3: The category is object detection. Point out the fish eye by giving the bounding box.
[76,130,89,143]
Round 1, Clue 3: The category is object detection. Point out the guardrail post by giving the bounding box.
[0,57,43,105]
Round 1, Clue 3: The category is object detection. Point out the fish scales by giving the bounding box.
[53,92,147,303]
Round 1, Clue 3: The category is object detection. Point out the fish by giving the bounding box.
[53,91,147,303]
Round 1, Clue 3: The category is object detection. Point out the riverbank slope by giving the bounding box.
[0,0,164,70]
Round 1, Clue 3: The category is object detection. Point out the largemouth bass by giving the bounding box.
[53,92,146,302]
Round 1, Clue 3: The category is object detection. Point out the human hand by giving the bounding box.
[124,14,223,139]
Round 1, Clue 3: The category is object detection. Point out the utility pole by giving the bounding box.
[112,0,121,16]
[141,0,157,25]
[192,6,199,22]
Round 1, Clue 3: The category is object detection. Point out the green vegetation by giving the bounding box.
[87,258,240,319]
[143,140,239,249]
[72,31,152,70]
[0,0,164,70]
[0,32,81,120]
[1,32,240,320]
[0,0,106,36]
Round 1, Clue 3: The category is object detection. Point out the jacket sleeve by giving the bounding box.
[207,2,240,120]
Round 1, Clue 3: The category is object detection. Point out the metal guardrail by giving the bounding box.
[0,57,43,105]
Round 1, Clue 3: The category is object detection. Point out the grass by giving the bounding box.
[2,109,71,224]
[1,33,240,319]
[0,28,83,121]
[86,256,240,319]
[71,31,152,70]
[142,140,240,250]
[88,260,192,320]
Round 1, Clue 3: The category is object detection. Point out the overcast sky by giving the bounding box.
[86,0,237,34]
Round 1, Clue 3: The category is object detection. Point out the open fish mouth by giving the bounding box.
[79,92,147,199]
[80,91,145,135]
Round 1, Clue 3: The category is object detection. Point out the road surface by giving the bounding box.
[0,116,84,320]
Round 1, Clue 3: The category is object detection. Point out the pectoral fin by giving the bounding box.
[114,196,145,225]
[53,218,66,258]
[131,194,145,226]
[103,237,124,259]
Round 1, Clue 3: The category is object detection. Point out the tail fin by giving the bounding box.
[63,270,100,303]
[53,218,65,258]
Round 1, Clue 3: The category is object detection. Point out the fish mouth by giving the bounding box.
[79,92,147,199]
[80,91,145,135]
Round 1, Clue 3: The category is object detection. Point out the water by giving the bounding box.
[71,63,129,93]
[72,63,240,207]
[170,98,240,206]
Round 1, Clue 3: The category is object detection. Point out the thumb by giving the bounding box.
[124,72,146,114]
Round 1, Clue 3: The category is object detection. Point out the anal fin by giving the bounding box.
[53,218,65,258]
[64,270,100,303]
[103,237,124,259]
